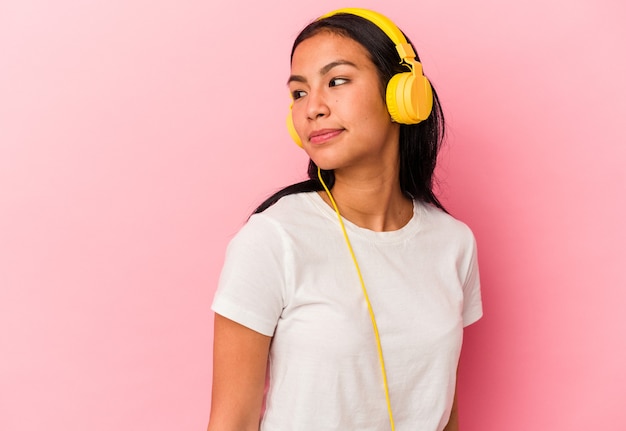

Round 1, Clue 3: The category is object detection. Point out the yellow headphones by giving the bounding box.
[287,8,434,147]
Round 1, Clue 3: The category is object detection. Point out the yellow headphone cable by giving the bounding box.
[317,167,395,431]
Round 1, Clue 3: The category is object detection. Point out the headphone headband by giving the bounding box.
[320,8,417,64]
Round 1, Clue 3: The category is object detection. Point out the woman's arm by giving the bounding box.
[443,391,459,431]
[207,313,272,431]
[443,368,460,431]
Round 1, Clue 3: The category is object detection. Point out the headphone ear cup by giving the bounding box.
[386,72,413,124]
[286,107,303,147]
[413,74,433,123]
[385,68,433,124]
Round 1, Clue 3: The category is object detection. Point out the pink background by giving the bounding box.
[1,0,625,429]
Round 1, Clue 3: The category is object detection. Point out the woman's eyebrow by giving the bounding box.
[320,60,357,75]
[287,59,357,85]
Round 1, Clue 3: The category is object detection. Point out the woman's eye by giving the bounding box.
[291,90,307,100]
[329,78,348,87]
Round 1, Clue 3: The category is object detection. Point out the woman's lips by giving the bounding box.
[309,129,343,145]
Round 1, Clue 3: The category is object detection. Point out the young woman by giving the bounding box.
[208,8,482,431]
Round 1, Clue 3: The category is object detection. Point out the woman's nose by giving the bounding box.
[306,91,330,120]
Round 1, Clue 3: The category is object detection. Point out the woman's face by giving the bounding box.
[288,31,400,174]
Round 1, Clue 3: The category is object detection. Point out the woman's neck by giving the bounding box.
[318,166,413,232]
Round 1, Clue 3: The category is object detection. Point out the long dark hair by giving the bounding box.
[253,12,446,214]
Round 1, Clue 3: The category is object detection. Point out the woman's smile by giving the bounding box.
[309,128,344,145]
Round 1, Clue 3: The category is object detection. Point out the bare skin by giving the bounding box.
[289,33,411,232]
[207,315,271,431]
[444,391,460,431]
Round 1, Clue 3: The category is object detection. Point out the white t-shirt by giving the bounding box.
[212,192,482,431]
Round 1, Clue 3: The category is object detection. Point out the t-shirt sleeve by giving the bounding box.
[462,233,483,327]
[211,215,289,337]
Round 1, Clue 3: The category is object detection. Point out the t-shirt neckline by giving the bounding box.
[304,192,423,244]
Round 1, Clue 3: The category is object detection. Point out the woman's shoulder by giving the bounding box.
[250,192,318,226]
[418,202,476,243]
[236,192,322,241]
